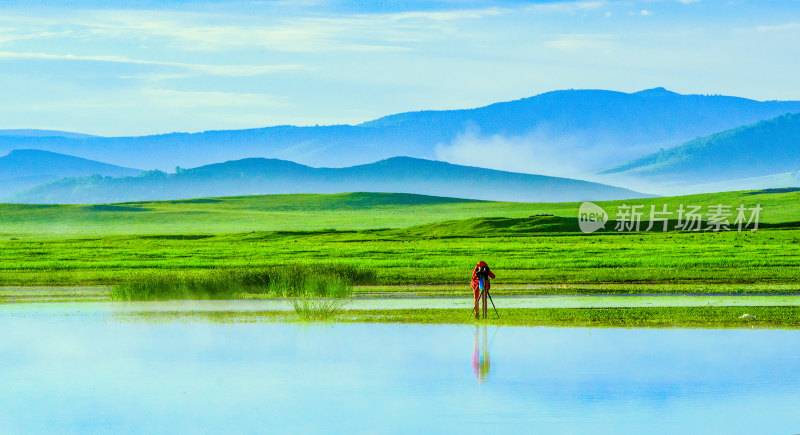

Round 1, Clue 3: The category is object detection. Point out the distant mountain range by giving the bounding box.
[6,156,650,204]
[1,88,798,175]
[600,112,800,185]
[0,149,141,198]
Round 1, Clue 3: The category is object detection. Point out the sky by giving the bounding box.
[0,0,799,136]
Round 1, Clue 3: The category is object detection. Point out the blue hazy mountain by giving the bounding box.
[599,113,800,184]
[6,156,649,204]
[1,88,798,173]
[0,149,141,197]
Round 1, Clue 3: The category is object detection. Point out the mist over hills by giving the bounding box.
[2,88,798,176]
[6,156,649,204]
[601,112,800,185]
[0,149,141,197]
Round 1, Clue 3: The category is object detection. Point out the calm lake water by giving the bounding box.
[2,306,799,433]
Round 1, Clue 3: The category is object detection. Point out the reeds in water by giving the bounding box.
[111,263,375,301]
[290,297,349,321]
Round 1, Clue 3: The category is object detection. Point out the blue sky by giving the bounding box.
[1,0,798,136]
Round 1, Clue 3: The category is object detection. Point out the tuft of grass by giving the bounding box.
[111,263,375,301]
[262,264,365,299]
[290,297,349,321]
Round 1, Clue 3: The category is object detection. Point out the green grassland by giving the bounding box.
[2,189,798,239]
[0,187,800,292]
[0,193,500,238]
[3,227,798,287]
[0,189,799,289]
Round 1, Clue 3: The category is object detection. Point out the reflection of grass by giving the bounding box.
[290,298,349,321]
[338,307,800,328]
[111,264,374,301]
[113,306,800,328]
[0,286,109,303]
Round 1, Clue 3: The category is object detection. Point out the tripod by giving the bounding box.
[473,278,500,319]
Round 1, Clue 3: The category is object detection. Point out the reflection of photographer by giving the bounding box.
[472,325,490,382]
[471,261,495,318]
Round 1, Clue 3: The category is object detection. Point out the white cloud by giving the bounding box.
[544,34,614,51]
[0,25,75,44]
[0,50,302,76]
[386,8,504,22]
[641,10,653,16]
[524,1,607,13]
[0,9,413,53]
[0,2,612,54]
[756,22,799,32]
[53,10,439,53]
[141,88,285,108]
[24,88,286,111]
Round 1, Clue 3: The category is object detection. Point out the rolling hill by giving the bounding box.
[0,149,141,197]
[1,88,798,174]
[6,156,649,204]
[0,189,796,238]
[599,112,800,185]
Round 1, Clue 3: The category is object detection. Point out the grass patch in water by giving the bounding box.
[290,298,349,321]
[111,263,375,301]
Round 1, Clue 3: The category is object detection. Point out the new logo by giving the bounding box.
[578,202,608,233]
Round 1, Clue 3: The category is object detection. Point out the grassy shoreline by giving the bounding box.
[4,284,800,304]
[338,307,800,328]
[112,306,800,328]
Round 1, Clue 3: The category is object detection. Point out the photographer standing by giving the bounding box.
[471,261,495,318]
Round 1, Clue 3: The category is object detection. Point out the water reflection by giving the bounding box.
[4,309,800,433]
[472,325,491,382]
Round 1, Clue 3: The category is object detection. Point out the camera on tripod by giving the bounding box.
[475,265,490,280]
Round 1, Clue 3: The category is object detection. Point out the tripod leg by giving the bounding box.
[472,285,480,318]
[483,289,487,319]
[487,291,500,319]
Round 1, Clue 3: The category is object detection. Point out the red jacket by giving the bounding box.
[471,261,495,292]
